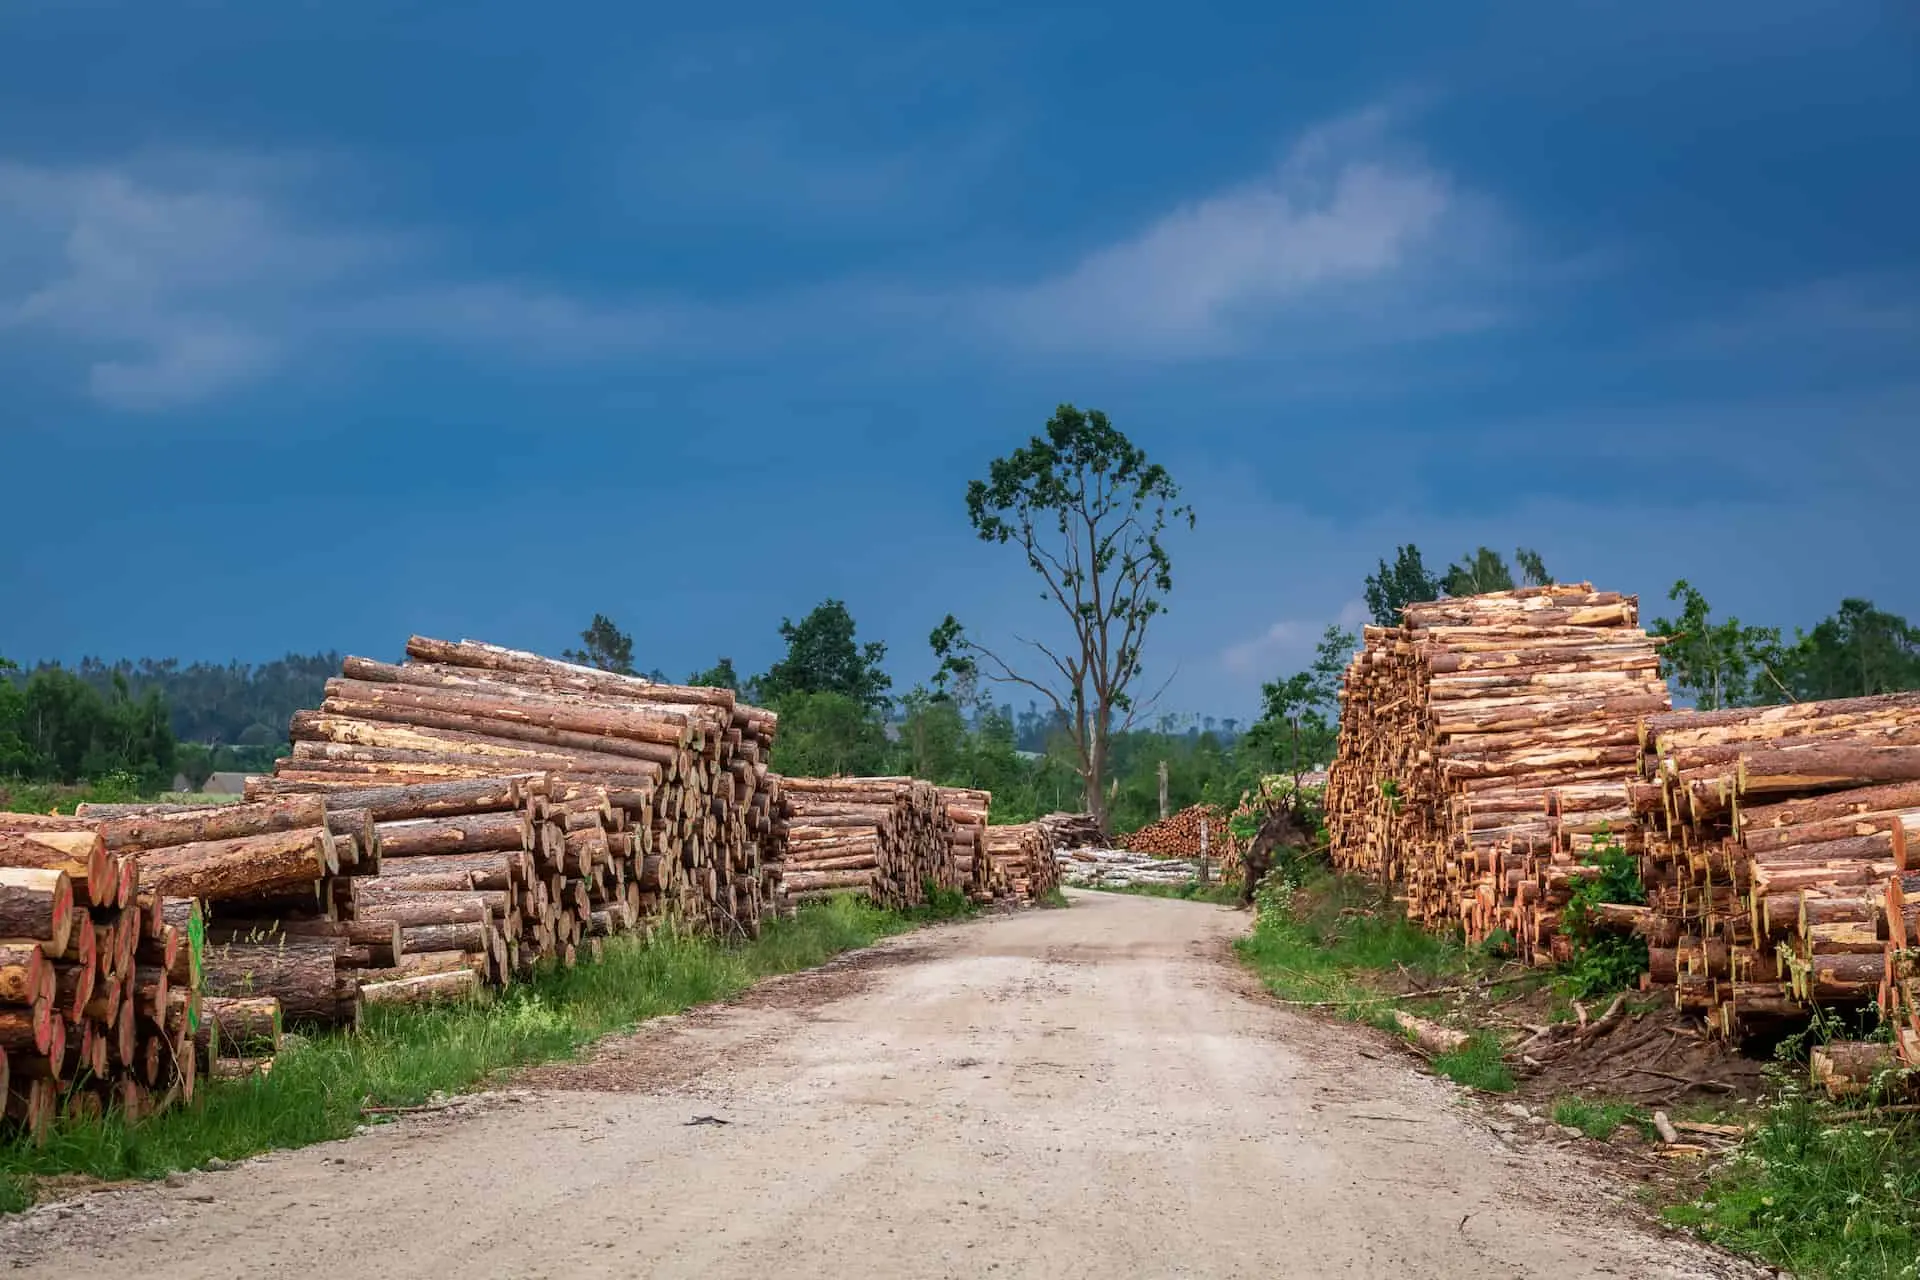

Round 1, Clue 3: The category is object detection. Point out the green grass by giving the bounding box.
[1088,878,1243,905]
[0,893,964,1213]
[1036,887,1071,909]
[1664,1095,1920,1280]
[1429,1035,1516,1093]
[1233,872,1470,1013]
[1552,1096,1648,1140]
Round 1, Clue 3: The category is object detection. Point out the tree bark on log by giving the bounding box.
[135,828,334,901]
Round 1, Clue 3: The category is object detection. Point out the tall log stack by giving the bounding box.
[0,815,208,1140]
[1325,585,1669,963]
[773,777,962,910]
[1629,692,1920,1041]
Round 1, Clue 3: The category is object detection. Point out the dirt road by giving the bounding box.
[1,891,1753,1278]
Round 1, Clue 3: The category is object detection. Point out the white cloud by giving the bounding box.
[0,151,676,411]
[1218,599,1368,676]
[974,106,1503,358]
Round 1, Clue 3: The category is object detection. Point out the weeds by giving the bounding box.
[1557,830,1650,1001]
[0,895,927,1213]
[1088,879,1242,905]
[1551,1096,1647,1140]
[1430,1036,1516,1094]
[1234,871,1472,1017]
[1666,1091,1920,1280]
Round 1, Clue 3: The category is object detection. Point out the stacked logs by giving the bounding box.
[984,823,1059,903]
[939,788,996,901]
[774,777,962,910]
[1325,585,1668,961]
[1884,867,1919,1067]
[247,638,785,990]
[1121,804,1237,860]
[227,776,549,1009]
[1630,692,1920,1040]
[1,816,205,1139]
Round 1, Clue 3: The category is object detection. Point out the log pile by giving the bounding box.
[1325,585,1668,962]
[938,788,998,902]
[242,637,784,992]
[773,777,961,910]
[1630,692,1920,1041]
[1885,869,1920,1068]
[1120,804,1237,860]
[983,823,1059,903]
[1037,812,1104,851]
[1056,847,1202,890]
[0,816,208,1139]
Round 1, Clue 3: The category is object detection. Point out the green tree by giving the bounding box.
[1779,599,1920,700]
[1513,547,1553,587]
[1649,580,1785,709]
[755,600,891,715]
[1444,546,1515,596]
[562,614,636,675]
[768,690,891,777]
[1363,545,1442,626]
[932,404,1192,829]
[1308,624,1357,708]
[0,657,33,777]
[687,657,741,691]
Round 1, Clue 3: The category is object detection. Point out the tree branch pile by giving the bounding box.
[1629,692,1920,1042]
[1,815,212,1139]
[773,777,963,910]
[1325,585,1668,959]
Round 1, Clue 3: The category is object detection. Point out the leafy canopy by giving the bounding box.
[757,599,891,715]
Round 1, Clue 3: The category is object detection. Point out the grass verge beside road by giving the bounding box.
[0,891,976,1213]
[1085,879,1242,905]
[1235,867,1920,1279]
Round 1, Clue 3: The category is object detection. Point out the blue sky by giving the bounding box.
[2,1,1915,722]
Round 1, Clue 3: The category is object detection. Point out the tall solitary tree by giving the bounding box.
[931,404,1192,830]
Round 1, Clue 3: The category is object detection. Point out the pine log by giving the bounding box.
[0,830,114,908]
[374,812,530,857]
[203,940,359,1026]
[0,868,74,957]
[242,777,527,822]
[135,827,334,900]
[359,969,479,1007]
[195,996,282,1056]
[84,795,327,853]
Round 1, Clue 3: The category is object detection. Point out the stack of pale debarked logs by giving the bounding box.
[1628,692,1920,1047]
[774,777,966,910]
[1,808,274,1141]
[1325,585,1670,962]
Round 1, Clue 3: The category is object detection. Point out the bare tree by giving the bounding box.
[931,404,1192,830]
